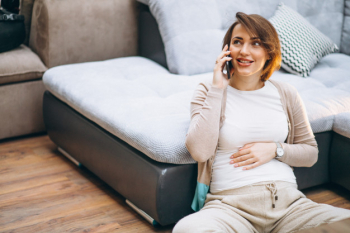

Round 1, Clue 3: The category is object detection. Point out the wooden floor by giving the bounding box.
[1,134,350,233]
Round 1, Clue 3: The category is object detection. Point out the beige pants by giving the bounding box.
[173,181,350,233]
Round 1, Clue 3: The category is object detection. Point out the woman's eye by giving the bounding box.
[233,40,241,44]
[253,41,261,46]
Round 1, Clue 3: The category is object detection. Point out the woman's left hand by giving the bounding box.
[230,142,277,170]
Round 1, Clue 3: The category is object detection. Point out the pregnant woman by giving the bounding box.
[173,12,350,233]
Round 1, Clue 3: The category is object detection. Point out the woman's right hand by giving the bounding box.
[212,44,233,90]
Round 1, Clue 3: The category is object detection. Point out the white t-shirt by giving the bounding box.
[210,80,296,193]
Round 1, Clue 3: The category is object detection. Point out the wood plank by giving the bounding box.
[0,134,349,232]
[302,183,350,209]
[0,135,173,232]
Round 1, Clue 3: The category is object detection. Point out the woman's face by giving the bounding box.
[229,23,269,78]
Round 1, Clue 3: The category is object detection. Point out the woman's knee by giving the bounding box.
[173,215,198,233]
[173,211,221,233]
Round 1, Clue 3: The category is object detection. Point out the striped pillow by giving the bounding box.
[269,3,338,77]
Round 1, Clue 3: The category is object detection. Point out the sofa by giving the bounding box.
[0,0,139,141]
[0,0,47,141]
[39,0,350,227]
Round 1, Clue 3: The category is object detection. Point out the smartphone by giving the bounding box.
[225,49,231,80]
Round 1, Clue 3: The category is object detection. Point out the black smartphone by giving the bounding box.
[225,49,231,80]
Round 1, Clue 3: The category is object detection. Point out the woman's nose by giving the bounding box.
[240,43,250,56]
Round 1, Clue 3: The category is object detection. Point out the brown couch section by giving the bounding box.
[29,0,140,68]
[20,0,35,46]
[0,45,47,85]
[0,80,46,140]
[1,0,141,141]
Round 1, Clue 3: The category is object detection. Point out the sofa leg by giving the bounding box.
[126,199,159,226]
[58,147,81,167]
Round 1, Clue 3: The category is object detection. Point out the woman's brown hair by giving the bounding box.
[222,12,281,82]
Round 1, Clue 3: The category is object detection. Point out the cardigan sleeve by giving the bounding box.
[279,90,319,167]
[185,82,224,163]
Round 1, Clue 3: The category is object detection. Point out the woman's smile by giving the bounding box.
[236,58,254,67]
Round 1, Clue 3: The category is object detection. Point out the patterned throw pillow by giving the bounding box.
[269,3,339,77]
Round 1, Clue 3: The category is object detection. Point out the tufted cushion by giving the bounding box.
[43,57,210,164]
[43,55,350,164]
[141,0,344,75]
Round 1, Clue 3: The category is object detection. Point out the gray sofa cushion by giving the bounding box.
[43,54,350,164]
[43,57,210,164]
[333,112,350,138]
[142,0,344,75]
[341,0,350,55]
[290,53,350,134]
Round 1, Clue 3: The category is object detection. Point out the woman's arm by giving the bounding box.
[185,82,224,163]
[279,91,319,167]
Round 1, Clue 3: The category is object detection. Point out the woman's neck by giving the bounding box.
[229,73,265,91]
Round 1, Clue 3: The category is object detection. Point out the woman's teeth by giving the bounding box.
[238,60,253,63]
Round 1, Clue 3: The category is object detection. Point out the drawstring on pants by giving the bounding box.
[266,182,278,208]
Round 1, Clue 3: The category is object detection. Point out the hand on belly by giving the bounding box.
[229,142,277,170]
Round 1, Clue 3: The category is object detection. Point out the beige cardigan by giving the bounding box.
[185,79,319,211]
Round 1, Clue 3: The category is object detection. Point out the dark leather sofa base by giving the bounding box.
[43,91,196,226]
[294,131,331,190]
[330,132,350,191]
[43,91,333,226]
